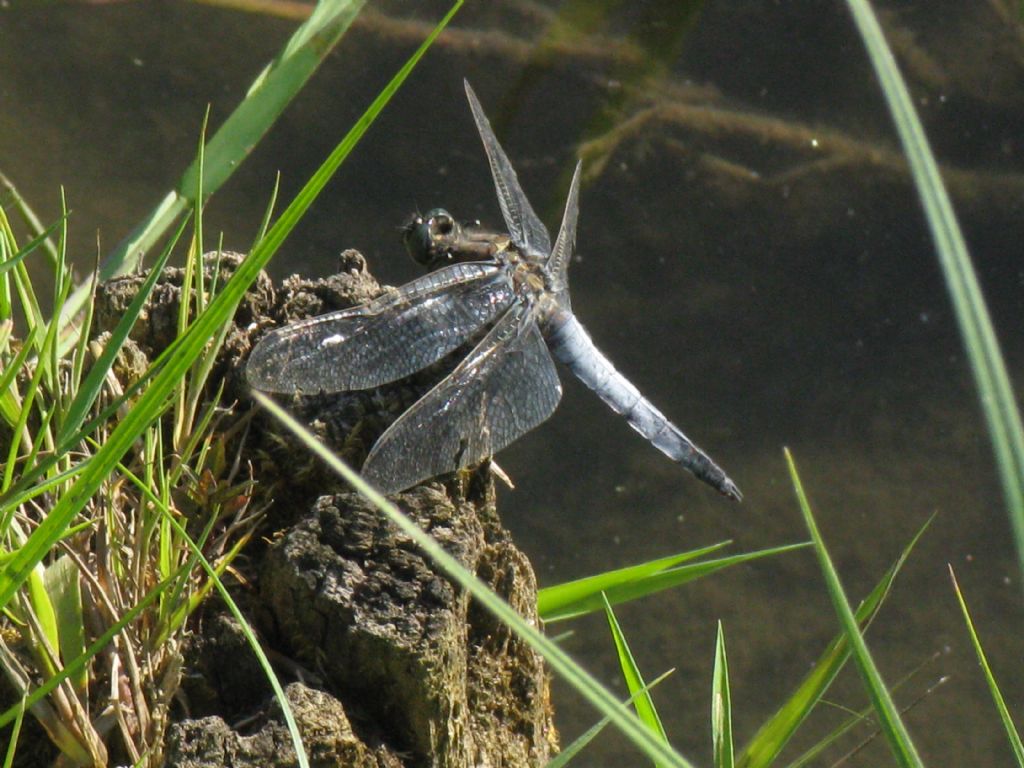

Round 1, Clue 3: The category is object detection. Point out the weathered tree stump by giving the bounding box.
[94,251,556,767]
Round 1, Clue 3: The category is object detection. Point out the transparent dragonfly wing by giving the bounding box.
[547,160,582,296]
[464,80,552,259]
[362,303,563,494]
[246,262,515,394]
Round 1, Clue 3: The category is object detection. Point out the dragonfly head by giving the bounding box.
[403,208,513,271]
[402,208,464,269]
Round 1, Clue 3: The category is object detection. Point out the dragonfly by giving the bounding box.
[247,80,742,501]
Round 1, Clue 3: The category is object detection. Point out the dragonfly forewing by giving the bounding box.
[247,262,515,394]
[362,303,562,494]
[463,80,551,259]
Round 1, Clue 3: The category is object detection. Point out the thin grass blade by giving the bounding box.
[844,0,1024,587]
[252,173,282,249]
[713,621,735,768]
[549,670,674,768]
[603,593,670,759]
[785,656,946,768]
[0,325,38,433]
[0,216,67,277]
[541,543,808,622]
[539,543,730,616]
[785,449,924,768]
[1,696,25,768]
[737,516,931,768]
[0,205,46,336]
[949,565,1024,764]
[0,172,60,268]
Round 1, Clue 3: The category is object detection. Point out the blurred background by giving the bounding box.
[2,1,1023,763]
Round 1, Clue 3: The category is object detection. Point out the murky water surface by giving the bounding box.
[3,1,1023,763]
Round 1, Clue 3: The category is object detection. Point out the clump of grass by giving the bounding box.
[0,2,464,764]
[0,190,261,765]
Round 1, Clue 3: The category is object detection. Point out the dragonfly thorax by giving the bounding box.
[505,251,553,300]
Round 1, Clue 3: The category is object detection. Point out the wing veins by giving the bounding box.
[362,303,562,494]
[246,262,513,394]
[464,80,552,258]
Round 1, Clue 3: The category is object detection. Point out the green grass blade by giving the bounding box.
[785,655,946,768]
[24,566,60,675]
[713,621,734,768]
[0,0,460,612]
[548,670,674,768]
[603,593,670,758]
[0,172,60,268]
[539,542,730,616]
[737,516,930,768]
[785,449,924,768]
[252,172,282,250]
[61,0,369,326]
[0,215,66,277]
[69,254,98,403]
[2,320,57,490]
[57,215,187,445]
[540,543,808,622]
[0,197,52,336]
[254,392,700,768]
[0,325,39,433]
[43,556,87,692]
[0,320,9,350]
[949,565,1024,764]
[0,464,87,530]
[1,696,25,768]
[843,0,1024,585]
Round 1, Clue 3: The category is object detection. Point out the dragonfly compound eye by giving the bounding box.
[430,212,455,236]
[403,214,435,265]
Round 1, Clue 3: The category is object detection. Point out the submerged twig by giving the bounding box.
[578,93,1024,216]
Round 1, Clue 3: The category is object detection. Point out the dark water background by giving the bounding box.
[3,1,1024,764]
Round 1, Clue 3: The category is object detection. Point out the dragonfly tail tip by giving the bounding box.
[720,478,743,502]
